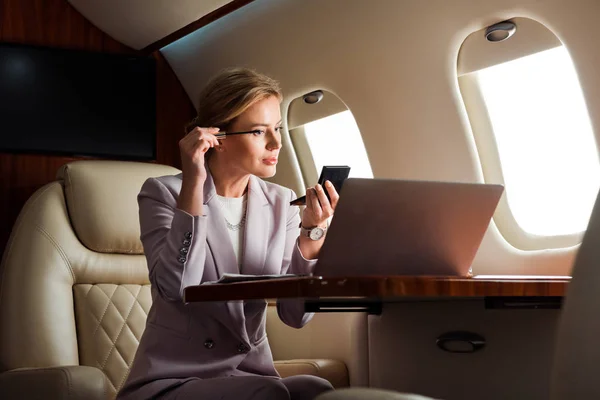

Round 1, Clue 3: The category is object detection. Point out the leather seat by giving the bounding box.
[0,160,348,399]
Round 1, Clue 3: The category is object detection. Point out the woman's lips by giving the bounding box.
[262,158,278,165]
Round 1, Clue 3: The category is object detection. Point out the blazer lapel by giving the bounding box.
[203,171,239,278]
[241,175,270,275]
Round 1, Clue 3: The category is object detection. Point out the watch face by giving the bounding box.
[309,227,325,240]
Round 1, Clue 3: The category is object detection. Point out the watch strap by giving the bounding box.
[299,222,328,238]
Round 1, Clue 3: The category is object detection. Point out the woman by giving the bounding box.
[117,68,338,400]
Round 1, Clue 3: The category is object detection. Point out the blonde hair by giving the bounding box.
[186,67,282,134]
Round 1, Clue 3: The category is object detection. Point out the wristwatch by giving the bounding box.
[300,223,327,241]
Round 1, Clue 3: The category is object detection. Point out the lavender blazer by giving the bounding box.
[117,171,317,400]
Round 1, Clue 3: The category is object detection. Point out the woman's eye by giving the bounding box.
[253,130,265,136]
[275,126,282,132]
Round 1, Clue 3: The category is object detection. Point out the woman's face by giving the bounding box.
[218,95,283,179]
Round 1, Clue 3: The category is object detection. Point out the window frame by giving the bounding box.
[287,90,373,188]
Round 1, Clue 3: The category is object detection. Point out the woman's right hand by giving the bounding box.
[179,126,221,182]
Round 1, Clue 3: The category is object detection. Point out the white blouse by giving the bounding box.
[215,194,247,268]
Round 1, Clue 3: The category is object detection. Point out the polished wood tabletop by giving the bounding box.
[183,275,570,303]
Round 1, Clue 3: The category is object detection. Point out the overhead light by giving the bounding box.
[485,20,517,42]
[303,90,324,104]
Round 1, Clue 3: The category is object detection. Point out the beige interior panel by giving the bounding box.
[369,301,559,400]
[457,17,562,76]
[289,126,318,187]
[266,306,369,387]
[288,91,348,130]
[162,0,600,275]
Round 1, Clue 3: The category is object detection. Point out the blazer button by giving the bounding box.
[185,232,193,240]
[237,343,250,353]
[204,339,215,349]
[182,239,191,246]
[180,247,189,255]
[177,256,186,263]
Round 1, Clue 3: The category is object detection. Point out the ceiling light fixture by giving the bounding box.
[485,20,517,42]
[303,90,324,104]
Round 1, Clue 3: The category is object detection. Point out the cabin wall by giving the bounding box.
[163,0,600,276]
[0,0,195,256]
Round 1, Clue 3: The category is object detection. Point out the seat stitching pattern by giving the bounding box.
[104,372,117,393]
[115,286,147,392]
[99,286,141,370]
[75,283,151,396]
[90,285,118,337]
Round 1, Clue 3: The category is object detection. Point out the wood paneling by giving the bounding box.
[155,51,193,168]
[0,0,132,52]
[0,0,195,256]
[184,276,570,303]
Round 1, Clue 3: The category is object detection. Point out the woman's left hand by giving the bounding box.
[301,180,339,229]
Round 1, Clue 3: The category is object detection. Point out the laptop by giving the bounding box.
[313,178,504,277]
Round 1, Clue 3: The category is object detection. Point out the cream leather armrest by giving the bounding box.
[0,365,108,400]
[274,359,349,388]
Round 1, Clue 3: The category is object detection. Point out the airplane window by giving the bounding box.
[476,46,599,236]
[303,110,373,179]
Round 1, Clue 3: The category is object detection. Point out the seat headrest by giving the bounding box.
[57,160,180,254]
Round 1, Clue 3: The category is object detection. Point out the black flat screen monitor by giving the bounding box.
[0,42,156,160]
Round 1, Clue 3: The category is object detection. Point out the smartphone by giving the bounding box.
[290,165,351,206]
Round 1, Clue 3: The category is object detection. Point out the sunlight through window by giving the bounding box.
[303,110,373,179]
[478,46,600,236]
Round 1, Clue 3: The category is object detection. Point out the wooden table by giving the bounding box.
[184,276,570,314]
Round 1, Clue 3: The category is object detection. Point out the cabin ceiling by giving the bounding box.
[67,0,233,50]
